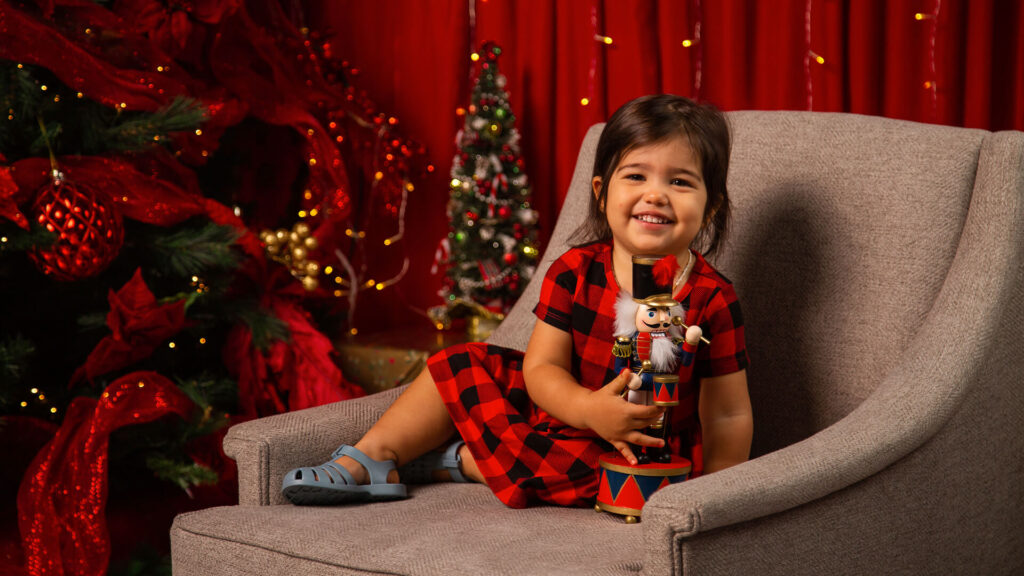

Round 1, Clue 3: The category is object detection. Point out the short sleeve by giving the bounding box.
[697,284,749,378]
[532,253,578,333]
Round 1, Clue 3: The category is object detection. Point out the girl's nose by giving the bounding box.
[642,186,668,205]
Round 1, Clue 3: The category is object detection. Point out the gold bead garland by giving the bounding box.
[260,222,321,291]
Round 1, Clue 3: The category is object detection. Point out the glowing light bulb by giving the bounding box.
[580,97,590,106]
[682,39,693,48]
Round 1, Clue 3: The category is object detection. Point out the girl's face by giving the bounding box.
[594,135,708,261]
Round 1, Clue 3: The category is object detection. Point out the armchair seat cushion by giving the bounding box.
[172,484,641,576]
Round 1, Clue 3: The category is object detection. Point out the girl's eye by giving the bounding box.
[625,174,645,181]
[671,178,693,187]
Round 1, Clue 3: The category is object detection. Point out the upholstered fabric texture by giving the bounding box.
[172,112,1024,576]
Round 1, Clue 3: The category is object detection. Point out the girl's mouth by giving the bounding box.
[633,213,673,225]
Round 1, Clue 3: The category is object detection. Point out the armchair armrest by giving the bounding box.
[640,129,1024,575]
[223,386,404,505]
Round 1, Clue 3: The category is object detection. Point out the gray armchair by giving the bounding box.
[171,112,1024,575]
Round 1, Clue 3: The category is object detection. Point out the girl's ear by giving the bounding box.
[704,195,723,226]
[592,176,604,211]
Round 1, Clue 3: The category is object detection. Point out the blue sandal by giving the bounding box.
[282,445,408,505]
[399,440,469,484]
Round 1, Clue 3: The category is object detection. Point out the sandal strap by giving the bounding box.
[337,445,396,485]
[319,461,355,486]
[442,441,467,483]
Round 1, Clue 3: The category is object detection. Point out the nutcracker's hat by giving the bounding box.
[631,255,680,307]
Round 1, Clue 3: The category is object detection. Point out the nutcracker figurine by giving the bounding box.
[595,254,706,523]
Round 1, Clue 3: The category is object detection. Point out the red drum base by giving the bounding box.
[594,452,691,523]
[652,374,680,406]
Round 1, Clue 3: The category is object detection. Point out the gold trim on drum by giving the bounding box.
[596,501,644,518]
[653,375,679,383]
[599,460,692,477]
[653,400,680,407]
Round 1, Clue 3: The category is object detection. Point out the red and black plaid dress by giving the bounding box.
[427,241,748,508]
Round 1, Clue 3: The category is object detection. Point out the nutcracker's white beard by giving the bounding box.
[649,333,681,372]
[614,291,684,372]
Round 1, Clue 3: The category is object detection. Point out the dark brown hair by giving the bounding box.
[570,94,732,258]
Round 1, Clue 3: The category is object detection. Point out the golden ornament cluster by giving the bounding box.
[260,222,321,291]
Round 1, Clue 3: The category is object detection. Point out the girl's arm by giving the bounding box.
[523,320,665,465]
[698,369,753,473]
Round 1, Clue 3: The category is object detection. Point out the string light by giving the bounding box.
[594,34,613,45]
[583,4,602,107]
[804,0,816,110]
[919,0,942,120]
[681,39,694,48]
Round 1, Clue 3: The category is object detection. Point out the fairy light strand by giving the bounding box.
[924,0,942,120]
[694,0,704,97]
[584,2,600,106]
[804,0,815,111]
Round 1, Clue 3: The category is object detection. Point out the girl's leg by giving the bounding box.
[335,367,482,483]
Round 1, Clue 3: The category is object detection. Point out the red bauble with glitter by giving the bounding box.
[28,174,124,281]
[498,206,512,219]
[503,252,517,265]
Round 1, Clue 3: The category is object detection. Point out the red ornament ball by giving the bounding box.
[503,252,517,265]
[29,178,124,281]
[466,211,478,221]
[498,206,512,219]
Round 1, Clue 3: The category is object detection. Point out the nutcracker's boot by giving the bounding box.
[654,410,673,463]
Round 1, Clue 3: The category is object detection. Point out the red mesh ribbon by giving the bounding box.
[17,372,193,576]
[0,2,190,112]
[11,156,210,228]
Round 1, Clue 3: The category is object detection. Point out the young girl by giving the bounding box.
[282,94,753,509]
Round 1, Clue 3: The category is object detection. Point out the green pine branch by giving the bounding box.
[147,221,243,279]
[1,61,206,159]
[0,334,35,407]
[98,96,206,153]
[233,303,291,351]
[145,454,219,498]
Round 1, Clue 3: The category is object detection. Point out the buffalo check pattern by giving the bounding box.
[428,241,748,507]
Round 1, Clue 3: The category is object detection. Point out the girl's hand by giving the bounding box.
[583,370,666,465]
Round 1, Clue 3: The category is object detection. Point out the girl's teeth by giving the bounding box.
[635,215,669,224]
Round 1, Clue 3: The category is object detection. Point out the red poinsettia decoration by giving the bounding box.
[114,0,242,55]
[71,268,187,384]
[0,155,30,230]
[224,296,364,418]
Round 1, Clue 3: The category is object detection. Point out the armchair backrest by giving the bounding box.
[488,111,989,458]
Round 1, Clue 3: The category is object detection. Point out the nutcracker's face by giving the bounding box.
[636,304,672,334]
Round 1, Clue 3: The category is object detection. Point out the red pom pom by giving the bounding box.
[652,255,680,286]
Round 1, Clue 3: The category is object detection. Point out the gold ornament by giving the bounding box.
[260,221,322,291]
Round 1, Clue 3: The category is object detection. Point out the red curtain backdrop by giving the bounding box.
[304,0,1023,330]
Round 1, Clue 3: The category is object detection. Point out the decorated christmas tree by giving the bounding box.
[431,43,539,335]
[0,1,424,573]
